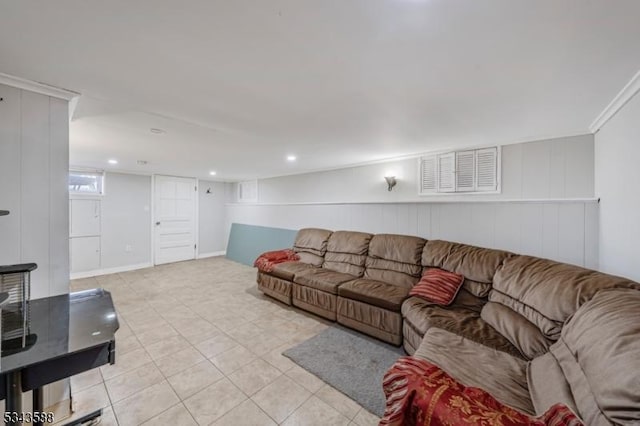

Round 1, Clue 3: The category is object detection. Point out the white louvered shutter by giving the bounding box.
[420,155,437,194]
[438,152,455,192]
[475,147,498,191]
[238,180,258,202]
[455,150,476,192]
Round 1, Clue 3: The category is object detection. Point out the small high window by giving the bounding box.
[68,170,104,195]
[420,146,500,194]
[237,180,258,203]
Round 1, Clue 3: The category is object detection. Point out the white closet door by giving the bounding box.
[70,199,101,237]
[70,236,100,272]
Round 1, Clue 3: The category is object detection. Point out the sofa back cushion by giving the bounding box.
[421,240,514,297]
[481,301,552,360]
[323,231,372,276]
[364,234,426,288]
[550,288,640,425]
[491,255,637,340]
[293,228,333,266]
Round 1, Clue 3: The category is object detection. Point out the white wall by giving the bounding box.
[226,135,598,269]
[198,181,227,255]
[101,172,152,269]
[595,90,640,281]
[247,134,594,204]
[0,83,71,416]
[70,173,228,276]
[0,83,69,298]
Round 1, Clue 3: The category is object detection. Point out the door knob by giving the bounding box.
[155,221,161,226]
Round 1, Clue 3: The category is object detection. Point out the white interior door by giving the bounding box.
[154,175,197,265]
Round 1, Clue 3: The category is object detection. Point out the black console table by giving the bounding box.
[0,288,119,426]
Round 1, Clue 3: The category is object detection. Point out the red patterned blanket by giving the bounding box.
[381,356,584,426]
[254,249,300,273]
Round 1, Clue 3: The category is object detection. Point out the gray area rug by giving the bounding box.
[283,324,405,417]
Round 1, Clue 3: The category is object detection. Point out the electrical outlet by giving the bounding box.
[125,245,133,252]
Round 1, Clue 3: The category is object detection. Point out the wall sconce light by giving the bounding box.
[384,176,397,192]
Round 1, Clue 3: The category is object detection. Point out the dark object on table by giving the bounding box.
[0,263,37,348]
[0,288,119,426]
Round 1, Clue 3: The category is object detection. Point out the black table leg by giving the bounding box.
[33,386,44,426]
[63,409,102,426]
[5,370,22,426]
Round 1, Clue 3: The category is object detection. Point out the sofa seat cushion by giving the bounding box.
[402,296,523,359]
[293,269,358,294]
[268,261,316,281]
[414,327,534,416]
[338,279,409,311]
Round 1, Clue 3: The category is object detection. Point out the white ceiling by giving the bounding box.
[1,0,639,181]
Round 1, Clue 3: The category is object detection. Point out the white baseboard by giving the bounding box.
[70,253,226,279]
[70,262,153,280]
[197,251,227,259]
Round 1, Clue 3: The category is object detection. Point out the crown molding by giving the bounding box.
[0,72,79,101]
[590,68,640,133]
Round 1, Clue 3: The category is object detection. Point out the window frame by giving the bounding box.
[418,145,501,196]
[68,169,106,197]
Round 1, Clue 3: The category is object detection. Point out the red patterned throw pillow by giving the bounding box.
[410,268,464,306]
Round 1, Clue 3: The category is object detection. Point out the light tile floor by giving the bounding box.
[61,257,382,426]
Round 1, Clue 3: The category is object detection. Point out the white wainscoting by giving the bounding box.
[0,84,70,299]
[225,200,599,270]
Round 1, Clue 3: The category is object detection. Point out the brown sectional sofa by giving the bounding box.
[256,228,640,424]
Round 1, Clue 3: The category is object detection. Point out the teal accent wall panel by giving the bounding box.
[226,223,297,266]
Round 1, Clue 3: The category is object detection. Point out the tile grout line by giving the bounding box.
[71,258,377,425]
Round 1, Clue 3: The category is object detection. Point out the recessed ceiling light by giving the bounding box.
[209,171,217,176]
[150,128,165,134]
[108,159,118,164]
[286,155,297,161]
